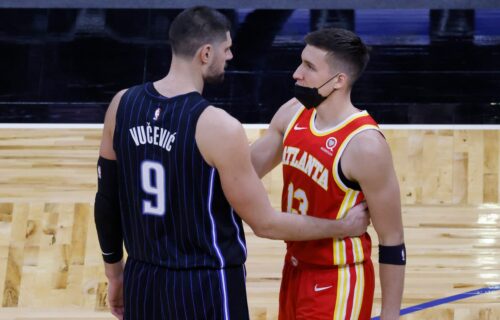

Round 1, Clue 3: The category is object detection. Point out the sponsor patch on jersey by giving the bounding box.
[325,137,337,151]
[319,137,337,156]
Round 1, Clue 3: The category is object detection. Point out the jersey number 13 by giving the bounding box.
[287,182,309,215]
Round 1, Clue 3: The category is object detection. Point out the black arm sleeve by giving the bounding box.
[94,156,123,263]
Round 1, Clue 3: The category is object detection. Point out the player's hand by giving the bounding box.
[108,276,124,320]
[343,201,370,237]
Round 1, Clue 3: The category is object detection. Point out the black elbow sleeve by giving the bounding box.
[94,157,123,263]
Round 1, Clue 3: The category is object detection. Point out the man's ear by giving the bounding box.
[199,44,212,64]
[335,73,349,89]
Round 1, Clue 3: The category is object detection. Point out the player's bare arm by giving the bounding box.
[250,98,301,178]
[196,106,369,241]
[97,90,126,320]
[342,130,405,320]
[99,90,125,160]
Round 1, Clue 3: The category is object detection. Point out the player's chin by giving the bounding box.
[206,74,225,85]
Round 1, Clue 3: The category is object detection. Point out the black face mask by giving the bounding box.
[294,73,339,109]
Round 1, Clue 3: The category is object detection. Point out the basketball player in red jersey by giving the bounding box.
[251,28,405,320]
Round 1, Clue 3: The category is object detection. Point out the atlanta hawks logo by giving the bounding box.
[153,107,162,121]
[325,137,337,151]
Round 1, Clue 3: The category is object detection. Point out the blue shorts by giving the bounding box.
[124,257,249,320]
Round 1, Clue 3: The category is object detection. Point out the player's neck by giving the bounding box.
[314,91,358,130]
[158,59,203,97]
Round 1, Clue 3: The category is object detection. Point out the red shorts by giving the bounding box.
[278,254,375,320]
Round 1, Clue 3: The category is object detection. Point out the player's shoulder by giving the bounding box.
[196,105,248,166]
[112,89,127,105]
[343,128,395,182]
[115,84,143,102]
[278,98,303,117]
[271,98,304,132]
[104,89,128,120]
[114,83,151,105]
[198,105,244,136]
[348,129,389,159]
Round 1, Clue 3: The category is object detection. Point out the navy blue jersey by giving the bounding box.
[113,82,247,269]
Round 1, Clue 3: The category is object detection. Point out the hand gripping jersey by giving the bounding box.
[281,106,380,267]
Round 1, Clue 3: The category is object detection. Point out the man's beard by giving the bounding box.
[205,72,225,84]
[204,62,225,84]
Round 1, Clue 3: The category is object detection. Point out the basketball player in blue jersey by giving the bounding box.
[94,6,370,320]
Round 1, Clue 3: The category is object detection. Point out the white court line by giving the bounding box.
[1,123,500,130]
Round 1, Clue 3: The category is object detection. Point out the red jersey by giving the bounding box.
[281,106,380,267]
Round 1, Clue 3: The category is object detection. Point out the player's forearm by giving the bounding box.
[104,260,124,281]
[379,263,405,320]
[255,211,347,241]
[250,140,267,178]
[249,137,282,179]
[250,149,276,179]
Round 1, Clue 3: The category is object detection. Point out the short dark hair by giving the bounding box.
[305,28,370,85]
[169,6,231,58]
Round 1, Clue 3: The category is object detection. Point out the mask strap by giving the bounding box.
[318,72,340,89]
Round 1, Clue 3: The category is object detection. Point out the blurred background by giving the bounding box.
[0,1,499,124]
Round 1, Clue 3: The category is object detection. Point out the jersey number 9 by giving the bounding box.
[141,160,165,216]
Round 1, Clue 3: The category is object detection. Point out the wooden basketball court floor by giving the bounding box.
[0,125,499,319]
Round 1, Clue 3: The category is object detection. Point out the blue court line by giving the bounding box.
[371,285,500,320]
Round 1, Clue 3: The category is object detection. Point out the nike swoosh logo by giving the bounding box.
[102,252,115,256]
[294,124,308,131]
[314,284,333,292]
